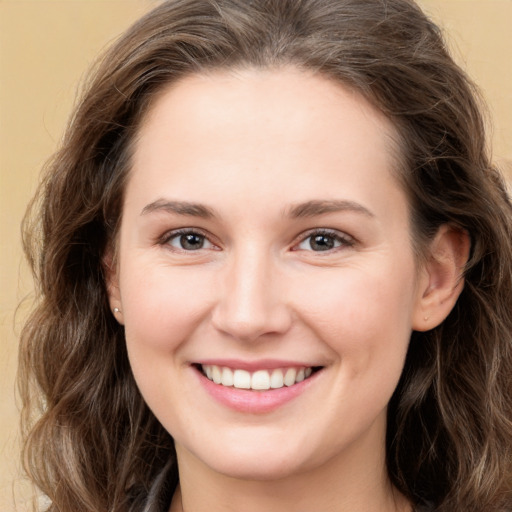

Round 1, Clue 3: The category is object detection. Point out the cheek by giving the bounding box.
[120,259,217,353]
[118,261,218,422]
[295,261,417,368]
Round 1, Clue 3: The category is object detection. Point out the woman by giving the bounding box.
[19,0,512,511]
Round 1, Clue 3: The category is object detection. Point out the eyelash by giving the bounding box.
[159,228,217,252]
[293,228,355,253]
[159,228,355,253]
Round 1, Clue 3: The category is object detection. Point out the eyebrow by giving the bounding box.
[140,198,374,220]
[286,199,374,218]
[141,199,215,218]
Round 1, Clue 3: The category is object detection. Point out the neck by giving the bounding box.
[169,436,411,512]
[171,475,410,512]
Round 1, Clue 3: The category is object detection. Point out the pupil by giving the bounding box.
[311,234,334,251]
[181,233,204,250]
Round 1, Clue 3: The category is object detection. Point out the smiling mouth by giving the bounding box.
[197,364,322,391]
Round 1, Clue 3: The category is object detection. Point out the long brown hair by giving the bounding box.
[20,0,512,510]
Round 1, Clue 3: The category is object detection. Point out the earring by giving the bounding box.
[113,307,121,314]
[424,315,429,321]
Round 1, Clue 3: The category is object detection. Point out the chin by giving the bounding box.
[211,455,308,482]
[182,432,317,482]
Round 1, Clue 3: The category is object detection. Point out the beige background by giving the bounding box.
[1,1,511,510]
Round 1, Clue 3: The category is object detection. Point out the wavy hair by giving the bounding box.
[19,0,512,510]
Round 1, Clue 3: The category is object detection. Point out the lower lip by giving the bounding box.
[195,368,321,414]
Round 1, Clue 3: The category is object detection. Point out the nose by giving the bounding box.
[211,247,292,342]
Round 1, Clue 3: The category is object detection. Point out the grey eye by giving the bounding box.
[297,231,349,252]
[168,232,213,251]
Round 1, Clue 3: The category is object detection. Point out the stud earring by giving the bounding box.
[113,307,121,314]
[424,315,429,321]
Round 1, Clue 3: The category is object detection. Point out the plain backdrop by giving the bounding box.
[1,1,511,509]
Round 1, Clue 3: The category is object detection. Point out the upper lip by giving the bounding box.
[192,358,323,371]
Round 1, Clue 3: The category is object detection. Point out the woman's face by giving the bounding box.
[111,68,428,480]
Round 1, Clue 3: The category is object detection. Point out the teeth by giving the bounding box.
[251,370,270,390]
[201,365,315,390]
[284,368,296,386]
[270,369,284,389]
[233,369,251,389]
[221,367,234,387]
[212,365,222,384]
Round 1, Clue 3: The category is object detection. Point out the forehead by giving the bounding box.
[128,68,405,219]
[136,67,401,159]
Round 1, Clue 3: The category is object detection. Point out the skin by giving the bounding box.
[107,68,468,512]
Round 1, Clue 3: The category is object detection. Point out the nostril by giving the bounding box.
[211,267,292,341]
[211,304,293,342]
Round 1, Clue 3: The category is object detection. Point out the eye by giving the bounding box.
[164,230,215,251]
[295,230,354,252]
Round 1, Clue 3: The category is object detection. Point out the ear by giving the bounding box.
[103,247,124,325]
[412,225,470,332]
